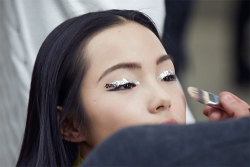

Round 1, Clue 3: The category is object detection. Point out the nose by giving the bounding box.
[147,82,171,114]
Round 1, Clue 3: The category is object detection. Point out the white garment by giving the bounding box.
[0,0,194,166]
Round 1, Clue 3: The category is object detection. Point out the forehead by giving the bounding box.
[85,21,166,69]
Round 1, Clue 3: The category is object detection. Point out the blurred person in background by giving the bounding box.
[235,0,249,86]
[162,0,193,76]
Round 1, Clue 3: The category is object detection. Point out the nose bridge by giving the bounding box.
[146,80,171,113]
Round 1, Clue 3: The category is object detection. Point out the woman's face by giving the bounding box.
[81,22,186,146]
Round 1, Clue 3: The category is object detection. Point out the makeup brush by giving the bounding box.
[187,87,224,111]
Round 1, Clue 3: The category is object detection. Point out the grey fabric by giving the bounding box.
[82,117,250,166]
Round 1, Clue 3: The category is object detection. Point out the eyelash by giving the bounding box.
[105,70,176,91]
[108,83,136,91]
[161,74,176,82]
[105,78,140,91]
[157,70,176,82]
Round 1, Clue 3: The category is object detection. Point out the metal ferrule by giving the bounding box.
[207,93,224,110]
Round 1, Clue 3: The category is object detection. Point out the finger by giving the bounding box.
[208,108,223,121]
[219,92,250,108]
[209,111,221,121]
[208,107,230,121]
[203,106,211,116]
[220,93,250,118]
[221,110,230,119]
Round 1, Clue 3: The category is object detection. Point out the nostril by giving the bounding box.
[156,106,164,110]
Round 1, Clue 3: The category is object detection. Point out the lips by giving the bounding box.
[161,118,178,125]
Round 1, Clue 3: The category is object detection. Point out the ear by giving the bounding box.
[57,106,87,143]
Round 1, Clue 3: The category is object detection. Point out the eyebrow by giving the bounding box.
[98,54,171,82]
[98,62,142,82]
[156,54,171,65]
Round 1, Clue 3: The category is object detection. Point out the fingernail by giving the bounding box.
[224,94,235,103]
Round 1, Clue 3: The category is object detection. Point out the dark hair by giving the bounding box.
[16,9,160,166]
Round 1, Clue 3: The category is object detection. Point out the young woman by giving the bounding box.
[16,10,249,166]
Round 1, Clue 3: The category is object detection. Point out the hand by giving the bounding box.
[203,92,250,121]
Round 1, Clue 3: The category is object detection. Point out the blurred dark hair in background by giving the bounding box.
[235,0,249,86]
[162,0,193,75]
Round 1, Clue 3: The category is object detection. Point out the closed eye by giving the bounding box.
[105,78,140,91]
[108,83,137,91]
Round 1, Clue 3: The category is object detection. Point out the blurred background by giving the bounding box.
[179,0,249,121]
[0,0,249,166]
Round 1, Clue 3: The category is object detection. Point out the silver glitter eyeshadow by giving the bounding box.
[105,78,140,89]
[157,70,175,80]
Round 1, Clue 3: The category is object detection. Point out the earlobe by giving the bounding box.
[57,106,87,143]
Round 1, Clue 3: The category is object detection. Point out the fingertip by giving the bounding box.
[203,106,211,116]
[203,111,208,117]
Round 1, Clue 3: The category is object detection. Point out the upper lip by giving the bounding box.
[160,118,178,125]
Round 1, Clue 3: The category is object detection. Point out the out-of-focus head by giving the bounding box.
[17,10,185,167]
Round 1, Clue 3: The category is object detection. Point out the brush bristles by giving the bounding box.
[187,87,209,105]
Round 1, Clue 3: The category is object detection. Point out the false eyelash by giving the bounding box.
[157,70,175,80]
[105,78,140,89]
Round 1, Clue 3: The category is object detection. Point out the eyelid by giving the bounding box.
[157,70,175,80]
[105,78,140,89]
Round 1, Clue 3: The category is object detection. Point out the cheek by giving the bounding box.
[83,94,144,144]
[92,96,143,124]
[167,83,186,123]
[84,97,124,126]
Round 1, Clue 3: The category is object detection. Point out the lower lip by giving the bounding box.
[161,118,178,125]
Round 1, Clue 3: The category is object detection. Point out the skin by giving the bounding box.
[80,21,186,147]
